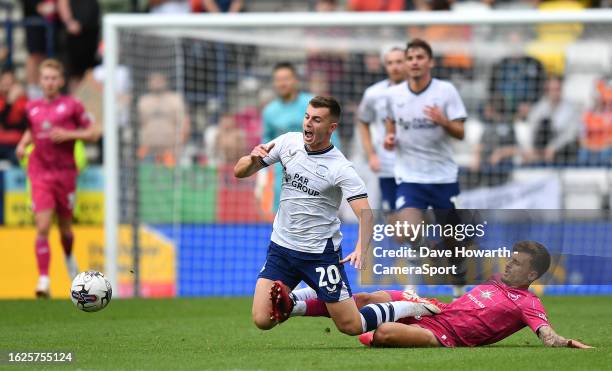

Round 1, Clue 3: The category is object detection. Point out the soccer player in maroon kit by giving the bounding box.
[357,241,593,349]
[15,59,100,298]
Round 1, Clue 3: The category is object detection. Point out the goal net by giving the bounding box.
[103,10,612,297]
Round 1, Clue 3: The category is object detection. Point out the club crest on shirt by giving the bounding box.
[479,289,494,300]
[315,164,329,178]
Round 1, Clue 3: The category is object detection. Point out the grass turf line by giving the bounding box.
[0,296,610,370]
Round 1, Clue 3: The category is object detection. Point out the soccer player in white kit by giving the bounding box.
[357,45,406,211]
[384,39,468,296]
[235,96,441,336]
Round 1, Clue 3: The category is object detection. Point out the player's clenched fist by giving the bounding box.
[250,142,275,159]
[383,133,395,151]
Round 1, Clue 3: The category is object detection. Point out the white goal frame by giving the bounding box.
[103,9,612,295]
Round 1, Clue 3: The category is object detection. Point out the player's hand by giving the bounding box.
[340,247,362,270]
[50,128,74,143]
[66,19,82,35]
[543,148,555,163]
[250,143,275,160]
[488,149,505,166]
[368,153,380,172]
[15,143,26,160]
[568,339,594,349]
[424,105,448,127]
[383,133,395,151]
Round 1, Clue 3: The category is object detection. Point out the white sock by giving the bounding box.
[390,301,431,319]
[290,287,317,302]
[65,255,79,279]
[359,301,434,332]
[290,301,306,317]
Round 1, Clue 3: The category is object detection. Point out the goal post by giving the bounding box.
[103,10,612,297]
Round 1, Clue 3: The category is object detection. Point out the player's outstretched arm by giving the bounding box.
[357,121,379,172]
[341,197,374,270]
[538,325,593,349]
[15,129,32,160]
[234,143,275,179]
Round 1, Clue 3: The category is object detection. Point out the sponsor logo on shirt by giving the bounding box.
[397,117,436,130]
[507,292,521,301]
[538,313,548,322]
[467,293,486,308]
[287,173,320,196]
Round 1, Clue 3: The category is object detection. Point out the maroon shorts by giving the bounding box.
[385,290,459,347]
[29,171,77,218]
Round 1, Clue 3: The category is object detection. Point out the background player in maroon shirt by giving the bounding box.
[357,241,593,349]
[15,59,101,298]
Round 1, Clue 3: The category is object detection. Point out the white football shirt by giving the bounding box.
[357,79,397,178]
[385,78,467,184]
[261,132,367,254]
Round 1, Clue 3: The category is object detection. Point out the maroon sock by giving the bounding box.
[304,298,330,317]
[35,237,50,276]
[386,290,405,301]
[61,233,74,256]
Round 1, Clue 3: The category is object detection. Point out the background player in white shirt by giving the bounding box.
[384,39,468,296]
[357,45,406,211]
[234,96,440,336]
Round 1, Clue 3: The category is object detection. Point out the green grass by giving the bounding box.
[0,296,610,370]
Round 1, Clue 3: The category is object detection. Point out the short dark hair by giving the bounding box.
[0,67,15,76]
[309,95,341,123]
[513,241,551,279]
[406,38,433,59]
[273,62,297,76]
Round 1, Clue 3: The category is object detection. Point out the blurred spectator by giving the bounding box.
[0,69,28,165]
[137,72,191,166]
[578,79,612,166]
[262,62,313,212]
[234,88,274,152]
[412,0,451,10]
[148,0,190,13]
[191,0,243,12]
[73,43,132,164]
[214,113,246,165]
[347,0,405,11]
[306,0,347,98]
[90,42,132,128]
[22,0,58,99]
[489,32,547,120]
[407,1,474,79]
[57,0,100,90]
[524,76,581,164]
[461,95,520,189]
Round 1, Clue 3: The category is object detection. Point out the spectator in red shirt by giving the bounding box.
[347,0,405,11]
[0,69,28,165]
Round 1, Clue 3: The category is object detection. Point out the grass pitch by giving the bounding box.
[0,296,610,370]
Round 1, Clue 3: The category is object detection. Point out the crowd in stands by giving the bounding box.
[1,0,609,192]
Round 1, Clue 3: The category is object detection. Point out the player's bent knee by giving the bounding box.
[334,319,363,336]
[372,323,394,345]
[252,312,275,330]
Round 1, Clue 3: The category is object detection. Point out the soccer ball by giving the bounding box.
[70,271,112,312]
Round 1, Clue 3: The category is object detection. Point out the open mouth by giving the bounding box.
[304,130,314,141]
